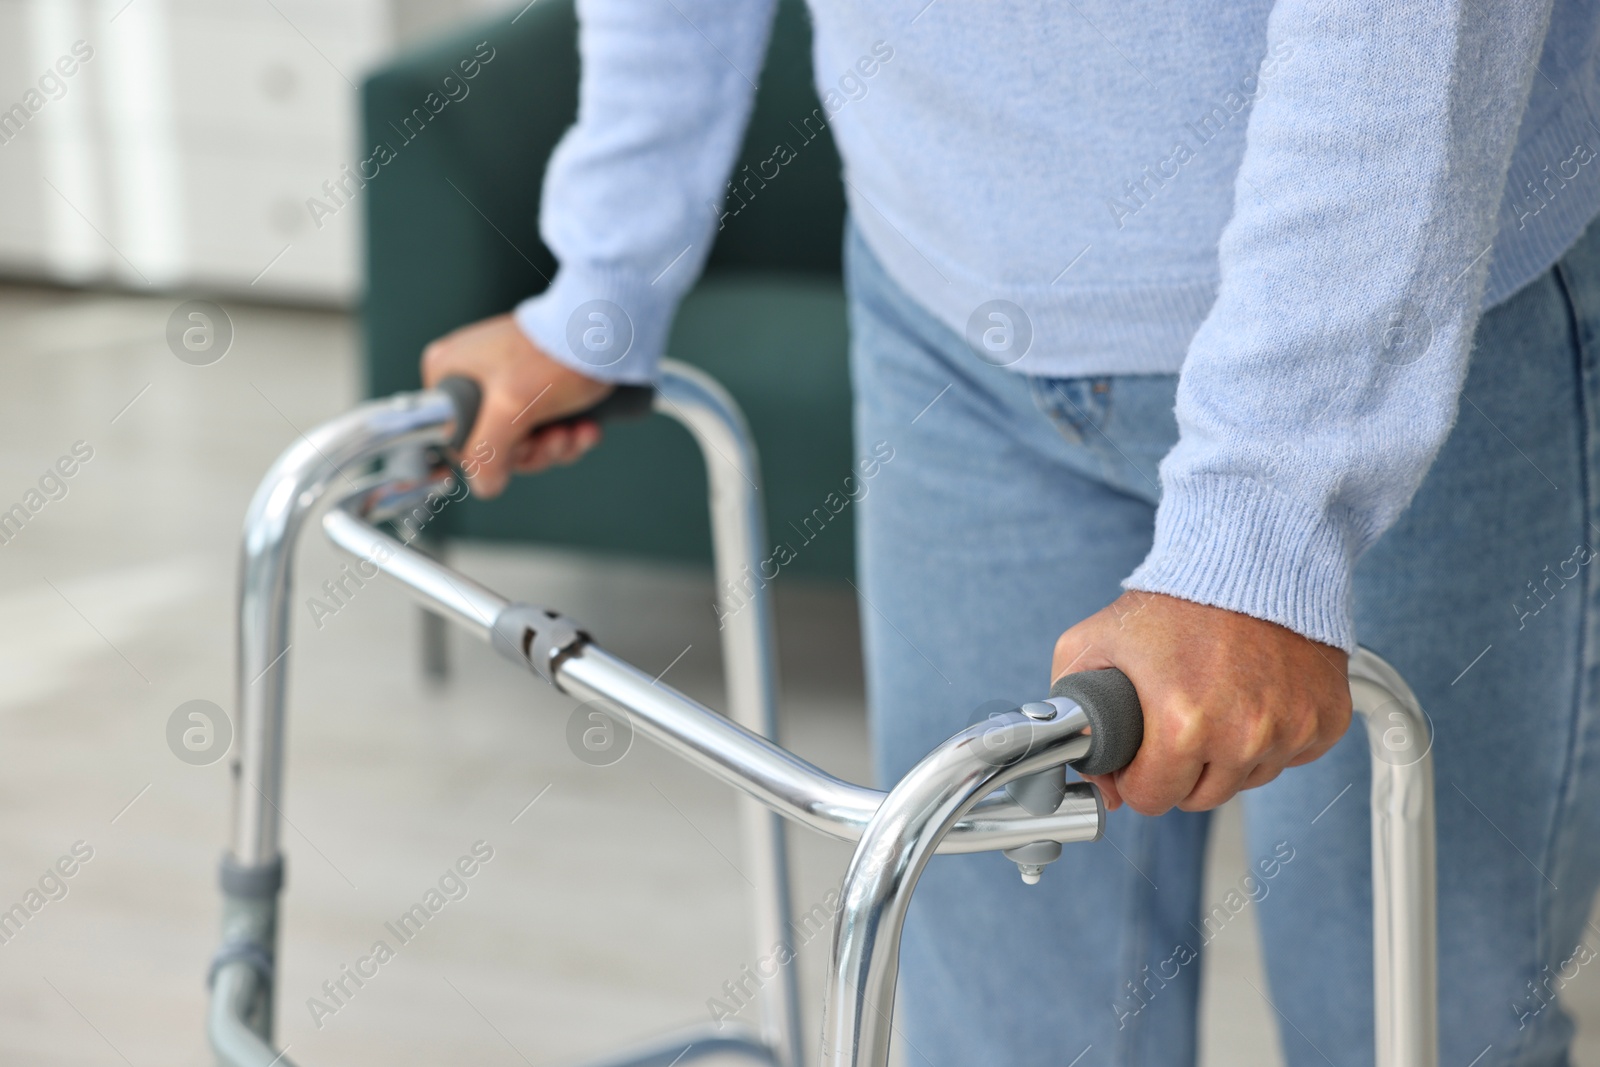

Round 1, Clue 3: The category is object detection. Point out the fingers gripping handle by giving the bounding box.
[1051,668,1144,776]
[435,374,655,451]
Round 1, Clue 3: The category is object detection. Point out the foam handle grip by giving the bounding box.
[552,384,656,427]
[437,376,483,451]
[435,376,655,451]
[1050,668,1144,776]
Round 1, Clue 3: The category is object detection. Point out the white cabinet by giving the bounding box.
[0,0,392,303]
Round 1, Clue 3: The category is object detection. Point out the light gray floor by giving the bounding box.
[0,284,1595,1065]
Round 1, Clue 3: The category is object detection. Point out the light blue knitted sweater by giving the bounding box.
[516,0,1600,651]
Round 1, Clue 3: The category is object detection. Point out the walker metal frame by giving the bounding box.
[206,361,1438,1067]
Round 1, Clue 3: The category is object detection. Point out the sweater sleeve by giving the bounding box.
[1123,0,1557,652]
[512,0,779,383]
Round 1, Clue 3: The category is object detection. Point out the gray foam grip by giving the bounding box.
[437,375,482,451]
[1050,668,1144,776]
[560,384,655,425]
[436,377,653,450]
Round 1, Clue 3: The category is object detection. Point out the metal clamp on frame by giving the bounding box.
[490,602,591,687]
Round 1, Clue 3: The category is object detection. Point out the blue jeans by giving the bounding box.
[849,218,1600,1066]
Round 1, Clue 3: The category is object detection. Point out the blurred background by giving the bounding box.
[0,0,509,301]
[0,1,1595,1065]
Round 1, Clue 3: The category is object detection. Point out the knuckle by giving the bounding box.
[1238,712,1276,759]
[1287,715,1321,753]
[1164,705,1207,755]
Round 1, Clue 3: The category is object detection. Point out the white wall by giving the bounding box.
[0,0,449,305]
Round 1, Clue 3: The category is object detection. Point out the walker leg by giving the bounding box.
[212,389,461,1067]
[1351,648,1439,1067]
[659,368,804,1067]
[820,651,1439,1067]
[819,703,1100,1067]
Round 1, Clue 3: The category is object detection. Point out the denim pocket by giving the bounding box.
[1027,375,1113,443]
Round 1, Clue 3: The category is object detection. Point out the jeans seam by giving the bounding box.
[1507,256,1591,1063]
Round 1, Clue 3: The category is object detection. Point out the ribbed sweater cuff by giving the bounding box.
[1124,474,1357,653]
[513,264,678,385]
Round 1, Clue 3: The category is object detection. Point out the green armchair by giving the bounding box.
[360,0,855,579]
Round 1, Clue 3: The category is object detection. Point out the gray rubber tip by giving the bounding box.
[437,375,482,451]
[1050,668,1144,776]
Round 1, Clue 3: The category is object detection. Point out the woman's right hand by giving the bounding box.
[421,313,614,498]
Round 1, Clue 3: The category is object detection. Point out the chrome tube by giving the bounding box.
[819,704,1097,1067]
[557,645,1101,851]
[209,966,293,1067]
[323,503,508,640]
[652,363,803,1067]
[822,653,1439,1067]
[318,508,1104,851]
[233,389,460,866]
[1350,648,1438,1067]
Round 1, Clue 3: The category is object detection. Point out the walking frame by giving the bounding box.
[207,361,1439,1067]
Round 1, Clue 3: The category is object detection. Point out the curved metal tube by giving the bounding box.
[209,966,284,1067]
[822,649,1439,1067]
[820,704,1097,1067]
[323,504,507,640]
[323,499,1103,852]
[234,388,460,866]
[652,365,803,1067]
[1350,647,1438,1067]
[557,645,1102,851]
